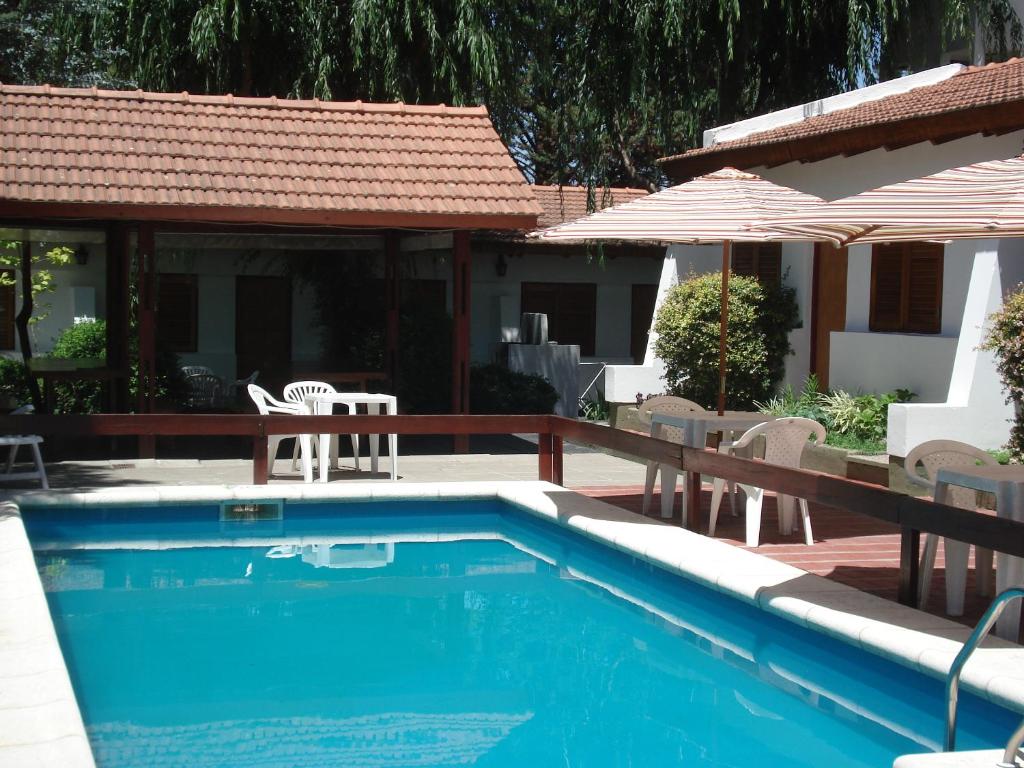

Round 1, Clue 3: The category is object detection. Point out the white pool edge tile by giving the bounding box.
[4,478,1023,762]
[0,501,95,768]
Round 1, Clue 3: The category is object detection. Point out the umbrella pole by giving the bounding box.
[717,240,729,416]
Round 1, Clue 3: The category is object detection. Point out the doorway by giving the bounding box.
[236,276,292,388]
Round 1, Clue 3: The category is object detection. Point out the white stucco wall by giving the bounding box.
[467,246,662,364]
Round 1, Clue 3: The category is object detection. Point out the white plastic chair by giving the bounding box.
[637,395,705,517]
[0,404,48,489]
[904,439,997,614]
[709,417,826,547]
[283,381,360,473]
[227,370,259,402]
[181,365,213,378]
[247,384,309,480]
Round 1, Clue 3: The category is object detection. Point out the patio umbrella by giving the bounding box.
[754,156,1024,245]
[532,169,825,414]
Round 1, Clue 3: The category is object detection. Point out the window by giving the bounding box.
[0,270,14,350]
[731,242,781,284]
[157,274,198,353]
[870,242,943,333]
[521,282,597,356]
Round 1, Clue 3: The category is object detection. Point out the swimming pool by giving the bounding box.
[17,486,1021,768]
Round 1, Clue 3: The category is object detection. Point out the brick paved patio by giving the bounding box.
[577,483,1012,637]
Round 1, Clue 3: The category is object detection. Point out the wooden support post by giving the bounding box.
[252,436,268,484]
[384,232,401,391]
[686,468,701,529]
[898,526,921,607]
[538,432,553,482]
[451,231,471,453]
[105,224,132,412]
[552,435,564,486]
[136,224,157,458]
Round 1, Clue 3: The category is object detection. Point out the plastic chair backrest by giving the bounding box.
[732,417,826,468]
[181,365,213,378]
[187,373,222,408]
[904,439,997,509]
[283,381,337,407]
[636,395,705,444]
[247,383,303,415]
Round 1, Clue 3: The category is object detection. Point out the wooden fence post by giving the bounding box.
[538,432,553,482]
[252,436,268,485]
[552,435,564,486]
[898,526,920,606]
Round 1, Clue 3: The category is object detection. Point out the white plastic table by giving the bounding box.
[650,411,775,523]
[934,464,1024,640]
[302,393,398,483]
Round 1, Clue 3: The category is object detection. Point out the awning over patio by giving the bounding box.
[755,156,1024,245]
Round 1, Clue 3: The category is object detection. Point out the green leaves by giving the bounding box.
[652,271,799,409]
[982,281,1024,461]
[9,1,1022,188]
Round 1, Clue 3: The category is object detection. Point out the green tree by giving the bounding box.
[5,1,1021,189]
[0,240,74,409]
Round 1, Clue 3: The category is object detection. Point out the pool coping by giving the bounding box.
[2,480,1023,767]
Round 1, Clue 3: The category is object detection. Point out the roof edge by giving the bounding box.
[0,83,489,117]
[0,199,537,232]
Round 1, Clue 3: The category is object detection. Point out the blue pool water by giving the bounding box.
[25,500,1019,768]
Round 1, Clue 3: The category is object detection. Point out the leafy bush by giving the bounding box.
[0,357,31,406]
[982,283,1024,462]
[653,271,800,409]
[50,319,106,414]
[48,319,187,413]
[470,364,559,414]
[756,375,914,452]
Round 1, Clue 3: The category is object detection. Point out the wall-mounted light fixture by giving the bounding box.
[74,245,89,266]
[495,253,508,277]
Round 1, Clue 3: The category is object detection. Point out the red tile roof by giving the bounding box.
[661,58,1024,179]
[0,84,541,229]
[532,185,650,228]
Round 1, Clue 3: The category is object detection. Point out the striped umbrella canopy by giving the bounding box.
[531,168,825,414]
[531,168,825,243]
[755,156,1024,245]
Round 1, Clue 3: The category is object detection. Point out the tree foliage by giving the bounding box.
[0,1,1019,189]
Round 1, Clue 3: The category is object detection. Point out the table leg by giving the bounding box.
[319,431,330,483]
[660,465,677,520]
[301,434,314,484]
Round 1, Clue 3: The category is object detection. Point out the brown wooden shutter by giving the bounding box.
[755,243,782,284]
[905,243,943,333]
[0,270,14,350]
[730,243,756,277]
[731,243,781,284]
[157,274,198,353]
[870,244,905,331]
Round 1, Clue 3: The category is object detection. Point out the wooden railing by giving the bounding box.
[2,412,1023,609]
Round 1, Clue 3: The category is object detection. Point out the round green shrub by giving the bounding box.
[51,319,107,414]
[470,364,559,414]
[982,283,1024,462]
[653,271,799,409]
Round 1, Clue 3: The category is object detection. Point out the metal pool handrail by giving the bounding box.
[944,586,1024,762]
